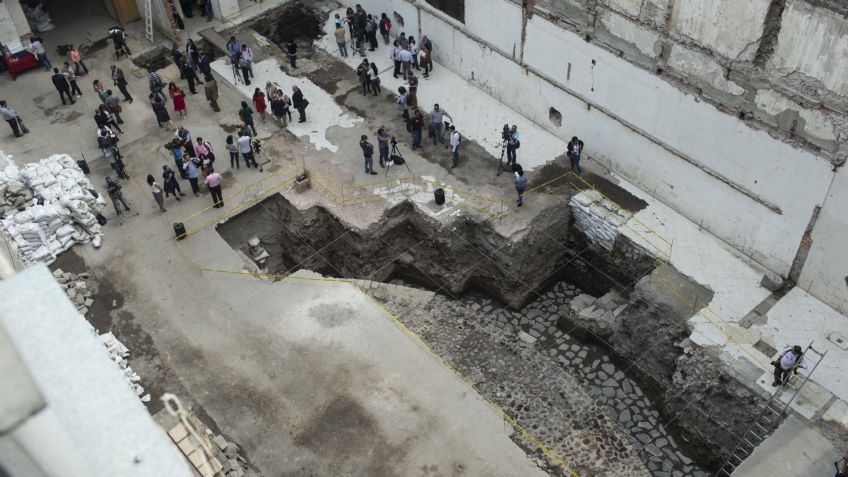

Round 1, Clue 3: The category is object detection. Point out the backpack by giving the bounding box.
[363,142,374,156]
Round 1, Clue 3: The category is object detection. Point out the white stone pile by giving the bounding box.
[99,331,150,403]
[0,154,105,264]
[569,190,628,251]
[54,266,150,403]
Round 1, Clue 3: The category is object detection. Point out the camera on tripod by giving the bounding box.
[390,136,397,146]
[501,124,511,142]
[252,139,262,154]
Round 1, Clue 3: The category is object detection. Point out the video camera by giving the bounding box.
[163,138,181,151]
[501,124,511,141]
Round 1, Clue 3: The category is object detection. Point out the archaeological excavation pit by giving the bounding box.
[215,190,774,476]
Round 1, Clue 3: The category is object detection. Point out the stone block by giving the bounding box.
[771,0,848,96]
[517,330,537,344]
[667,45,745,96]
[214,434,229,451]
[671,0,770,60]
[760,271,783,291]
[754,89,837,142]
[601,11,661,58]
[84,298,94,308]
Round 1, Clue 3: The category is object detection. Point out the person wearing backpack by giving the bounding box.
[360,135,377,175]
[506,125,520,166]
[379,13,392,45]
[771,345,807,386]
[105,177,131,215]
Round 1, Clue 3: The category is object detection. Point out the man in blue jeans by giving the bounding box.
[30,37,50,70]
[567,136,584,175]
[506,125,520,166]
[360,135,377,175]
[377,127,390,167]
[410,111,424,149]
[429,103,453,146]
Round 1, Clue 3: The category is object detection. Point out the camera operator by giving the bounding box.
[377,126,391,167]
[360,135,377,175]
[105,176,130,216]
[505,125,520,166]
[98,126,128,179]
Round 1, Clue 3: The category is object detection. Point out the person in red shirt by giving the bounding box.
[252,88,267,123]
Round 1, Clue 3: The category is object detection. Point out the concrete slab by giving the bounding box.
[0,266,193,477]
[733,415,839,477]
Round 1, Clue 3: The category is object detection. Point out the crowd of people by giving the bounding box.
[7,3,588,221]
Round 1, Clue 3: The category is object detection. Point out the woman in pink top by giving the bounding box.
[70,45,88,76]
[168,82,186,117]
[194,137,214,162]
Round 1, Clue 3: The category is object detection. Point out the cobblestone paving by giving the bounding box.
[384,279,710,477]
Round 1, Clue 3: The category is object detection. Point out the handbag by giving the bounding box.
[302,98,309,109]
[204,142,215,161]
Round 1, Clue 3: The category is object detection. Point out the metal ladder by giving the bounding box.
[143,0,154,42]
[716,342,828,476]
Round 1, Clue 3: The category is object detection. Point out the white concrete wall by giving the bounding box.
[799,168,848,316]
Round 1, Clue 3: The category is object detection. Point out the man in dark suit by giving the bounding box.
[292,86,307,123]
[110,65,133,103]
[182,59,200,94]
[51,68,75,105]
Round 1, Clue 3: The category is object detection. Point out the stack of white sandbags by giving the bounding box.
[0,153,106,264]
[0,158,34,215]
[570,190,628,251]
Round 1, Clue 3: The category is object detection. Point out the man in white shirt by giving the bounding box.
[449,125,461,169]
[30,37,51,70]
[236,133,257,168]
[772,345,808,386]
[398,47,413,80]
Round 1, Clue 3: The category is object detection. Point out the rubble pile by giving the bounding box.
[567,290,630,338]
[54,267,150,403]
[53,268,95,317]
[570,190,628,251]
[211,433,250,477]
[0,154,105,264]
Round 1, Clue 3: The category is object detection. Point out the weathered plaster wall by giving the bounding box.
[0,0,30,45]
[359,0,848,314]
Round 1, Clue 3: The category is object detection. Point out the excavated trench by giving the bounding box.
[216,193,772,475]
[245,1,324,57]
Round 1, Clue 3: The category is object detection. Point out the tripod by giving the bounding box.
[385,142,412,176]
[231,59,243,85]
[254,143,270,172]
[496,139,508,176]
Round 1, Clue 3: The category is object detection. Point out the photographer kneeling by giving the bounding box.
[505,124,520,166]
